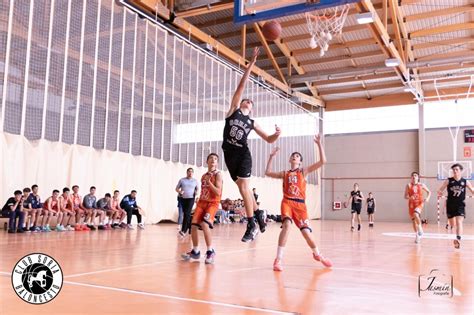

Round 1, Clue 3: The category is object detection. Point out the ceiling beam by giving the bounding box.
[252,23,287,84]
[312,73,398,87]
[135,0,324,107]
[417,63,474,75]
[415,49,474,62]
[193,16,233,28]
[291,38,378,56]
[325,93,415,111]
[299,50,384,66]
[358,0,422,99]
[411,36,474,50]
[410,22,474,39]
[319,82,403,96]
[175,2,234,18]
[405,5,474,22]
[389,0,405,63]
[257,22,321,99]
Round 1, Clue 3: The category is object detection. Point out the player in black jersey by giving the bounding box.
[348,183,364,231]
[366,192,375,227]
[438,163,474,249]
[223,47,281,242]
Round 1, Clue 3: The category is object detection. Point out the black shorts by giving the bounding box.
[367,208,374,215]
[351,204,361,214]
[223,147,252,182]
[447,204,465,219]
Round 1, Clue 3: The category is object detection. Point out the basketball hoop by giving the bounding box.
[305,4,350,57]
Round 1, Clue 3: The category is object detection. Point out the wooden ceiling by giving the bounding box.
[129,0,474,111]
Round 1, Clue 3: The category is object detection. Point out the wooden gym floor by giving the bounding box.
[0,220,472,314]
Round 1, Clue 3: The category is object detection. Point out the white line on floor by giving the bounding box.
[65,245,275,278]
[64,280,296,314]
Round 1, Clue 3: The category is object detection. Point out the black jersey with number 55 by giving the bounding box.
[222,109,254,150]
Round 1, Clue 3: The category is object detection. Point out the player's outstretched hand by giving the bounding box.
[314,134,322,144]
[250,47,260,64]
[274,124,281,136]
[270,147,280,157]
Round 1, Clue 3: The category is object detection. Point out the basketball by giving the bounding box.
[262,21,282,41]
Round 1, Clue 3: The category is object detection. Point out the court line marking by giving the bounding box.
[64,280,297,314]
[0,271,295,314]
[64,245,276,278]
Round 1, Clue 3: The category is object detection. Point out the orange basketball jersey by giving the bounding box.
[43,197,59,211]
[408,183,424,204]
[72,194,81,208]
[283,168,306,201]
[200,171,221,202]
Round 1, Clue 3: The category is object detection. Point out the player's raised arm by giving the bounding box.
[227,47,260,118]
[265,147,284,179]
[303,135,326,175]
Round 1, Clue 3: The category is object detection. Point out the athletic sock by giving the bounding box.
[276,246,284,260]
[207,247,213,252]
[192,247,199,253]
[311,247,320,256]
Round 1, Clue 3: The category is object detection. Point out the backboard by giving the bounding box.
[233,0,359,25]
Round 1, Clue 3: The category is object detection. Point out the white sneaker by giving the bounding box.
[127,224,135,230]
[138,223,145,230]
[415,234,420,244]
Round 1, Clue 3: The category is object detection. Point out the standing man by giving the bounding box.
[222,47,281,242]
[348,183,364,231]
[438,164,473,249]
[176,168,200,237]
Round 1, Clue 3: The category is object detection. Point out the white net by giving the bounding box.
[305,4,350,57]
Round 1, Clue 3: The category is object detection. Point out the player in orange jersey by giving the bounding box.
[58,187,75,231]
[42,190,64,232]
[404,172,431,244]
[265,135,332,271]
[70,185,90,231]
[182,153,223,264]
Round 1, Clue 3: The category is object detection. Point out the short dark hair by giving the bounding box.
[241,98,254,105]
[72,185,79,189]
[63,187,70,193]
[131,190,137,194]
[187,168,194,172]
[105,193,111,198]
[114,190,119,194]
[207,153,219,161]
[23,187,31,193]
[290,152,303,162]
[53,190,59,194]
[411,171,419,177]
[14,190,22,196]
[31,184,38,190]
[451,163,464,171]
[90,186,96,190]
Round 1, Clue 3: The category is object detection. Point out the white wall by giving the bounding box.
[322,127,474,223]
[1,132,321,223]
